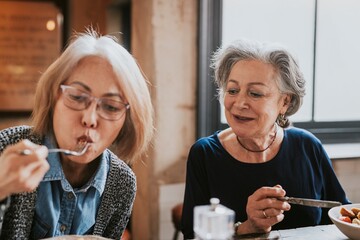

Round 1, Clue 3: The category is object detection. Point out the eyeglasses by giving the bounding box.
[60,85,130,121]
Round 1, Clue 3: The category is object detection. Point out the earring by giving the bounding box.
[277,114,288,127]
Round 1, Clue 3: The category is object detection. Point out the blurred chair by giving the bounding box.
[171,202,183,240]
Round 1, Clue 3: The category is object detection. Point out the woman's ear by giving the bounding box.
[284,94,291,106]
[281,94,291,113]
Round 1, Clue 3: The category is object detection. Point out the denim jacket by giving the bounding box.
[0,126,136,240]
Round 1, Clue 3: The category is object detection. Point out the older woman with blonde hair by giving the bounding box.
[0,28,153,239]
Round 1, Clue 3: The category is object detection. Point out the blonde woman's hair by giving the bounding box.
[31,28,154,164]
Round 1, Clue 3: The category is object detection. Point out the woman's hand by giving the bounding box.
[0,140,49,200]
[236,185,291,235]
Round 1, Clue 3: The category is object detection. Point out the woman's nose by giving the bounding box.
[234,93,249,109]
[81,102,98,128]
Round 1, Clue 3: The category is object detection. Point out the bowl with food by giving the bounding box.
[328,203,360,240]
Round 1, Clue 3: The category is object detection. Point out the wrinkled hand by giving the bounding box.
[237,185,291,235]
[0,140,49,200]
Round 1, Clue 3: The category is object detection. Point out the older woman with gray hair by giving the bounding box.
[181,39,349,239]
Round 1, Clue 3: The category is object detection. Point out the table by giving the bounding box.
[42,236,110,240]
[234,224,349,240]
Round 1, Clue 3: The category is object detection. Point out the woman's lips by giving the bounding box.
[234,115,254,121]
[77,135,93,144]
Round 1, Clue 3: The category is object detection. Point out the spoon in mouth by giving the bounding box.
[48,142,90,156]
[18,141,90,156]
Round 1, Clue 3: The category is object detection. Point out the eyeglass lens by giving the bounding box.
[60,85,129,120]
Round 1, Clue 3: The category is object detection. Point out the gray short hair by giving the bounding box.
[211,39,306,127]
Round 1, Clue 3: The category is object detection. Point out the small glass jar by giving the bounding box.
[194,198,235,240]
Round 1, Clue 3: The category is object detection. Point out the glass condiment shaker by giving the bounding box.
[194,198,235,240]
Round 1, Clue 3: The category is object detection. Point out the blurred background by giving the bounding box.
[0,0,359,239]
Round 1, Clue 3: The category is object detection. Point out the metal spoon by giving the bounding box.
[19,143,90,156]
[48,143,90,156]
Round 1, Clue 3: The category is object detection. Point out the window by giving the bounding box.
[198,0,360,144]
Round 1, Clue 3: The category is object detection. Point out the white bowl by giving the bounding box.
[328,203,360,240]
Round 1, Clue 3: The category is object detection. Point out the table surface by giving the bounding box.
[235,224,349,240]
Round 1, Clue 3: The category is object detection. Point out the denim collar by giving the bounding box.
[42,135,108,195]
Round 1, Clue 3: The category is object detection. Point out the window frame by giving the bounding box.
[197,0,360,144]
[197,0,222,138]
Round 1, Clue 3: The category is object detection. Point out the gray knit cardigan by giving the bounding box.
[0,126,136,240]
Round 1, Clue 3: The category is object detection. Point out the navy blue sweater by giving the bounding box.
[181,127,350,239]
